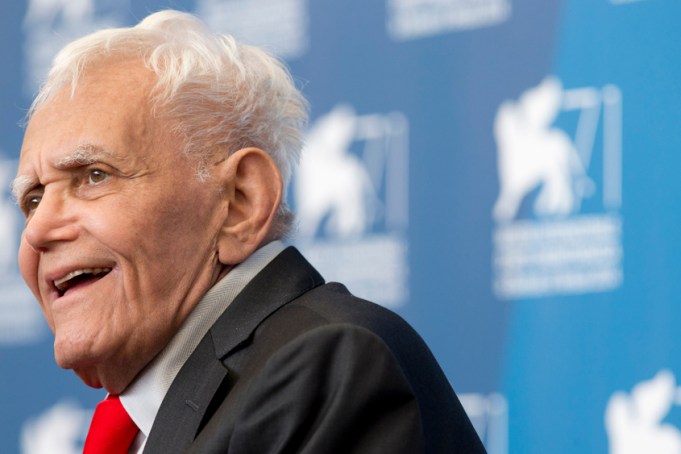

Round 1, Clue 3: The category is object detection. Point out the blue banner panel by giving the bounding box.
[1,1,680,453]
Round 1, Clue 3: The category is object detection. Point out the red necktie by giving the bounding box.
[83,395,139,454]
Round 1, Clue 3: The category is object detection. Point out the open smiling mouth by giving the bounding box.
[54,268,112,297]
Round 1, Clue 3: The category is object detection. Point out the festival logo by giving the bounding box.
[21,400,91,454]
[292,104,409,308]
[0,159,44,344]
[386,0,512,41]
[195,0,310,59]
[492,77,623,299]
[605,370,681,454]
[22,0,129,95]
[493,77,592,222]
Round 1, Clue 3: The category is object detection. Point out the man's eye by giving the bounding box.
[23,195,42,214]
[88,169,109,185]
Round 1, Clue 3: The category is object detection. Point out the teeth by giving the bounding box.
[54,268,111,291]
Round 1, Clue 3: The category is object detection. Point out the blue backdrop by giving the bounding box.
[2,1,680,453]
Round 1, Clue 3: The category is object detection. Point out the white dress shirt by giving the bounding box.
[119,241,285,453]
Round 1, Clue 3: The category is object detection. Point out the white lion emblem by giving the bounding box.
[605,369,681,454]
[493,77,590,221]
[295,104,377,238]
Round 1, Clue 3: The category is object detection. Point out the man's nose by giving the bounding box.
[23,192,78,251]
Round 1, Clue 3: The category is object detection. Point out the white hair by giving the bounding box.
[29,10,308,237]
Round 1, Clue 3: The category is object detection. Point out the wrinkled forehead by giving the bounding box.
[28,58,162,135]
[30,55,156,119]
[17,63,183,174]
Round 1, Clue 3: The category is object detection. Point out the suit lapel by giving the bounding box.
[144,247,324,453]
[210,247,325,358]
[143,333,228,454]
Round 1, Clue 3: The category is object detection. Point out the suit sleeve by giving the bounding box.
[222,324,425,454]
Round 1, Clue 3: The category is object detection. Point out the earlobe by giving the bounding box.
[215,147,282,265]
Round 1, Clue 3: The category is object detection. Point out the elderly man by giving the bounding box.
[14,10,485,454]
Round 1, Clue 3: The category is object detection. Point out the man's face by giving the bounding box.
[15,60,227,391]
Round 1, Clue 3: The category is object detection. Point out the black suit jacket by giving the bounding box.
[144,247,486,453]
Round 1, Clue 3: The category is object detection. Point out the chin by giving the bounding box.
[73,367,105,390]
[53,332,98,372]
[54,343,107,390]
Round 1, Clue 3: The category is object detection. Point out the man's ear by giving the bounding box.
[214,147,282,265]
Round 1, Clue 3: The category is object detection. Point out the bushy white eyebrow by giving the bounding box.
[11,144,114,202]
[54,144,111,168]
[10,175,35,203]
